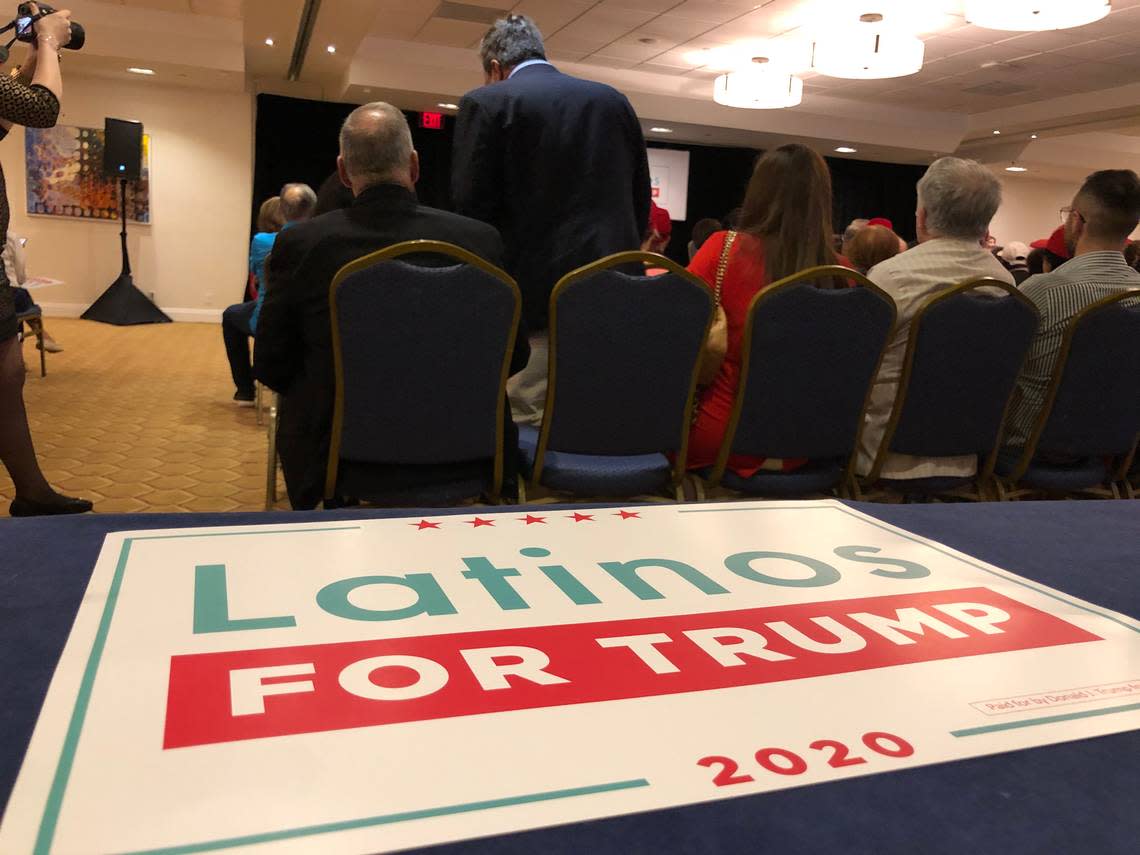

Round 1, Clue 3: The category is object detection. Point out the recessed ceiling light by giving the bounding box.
[638,37,657,45]
[649,127,673,133]
[326,45,336,54]
[438,102,459,110]
[1005,165,1028,173]
[264,37,274,46]
[1030,133,1038,139]
[127,67,156,75]
[992,129,1001,135]
[835,146,857,153]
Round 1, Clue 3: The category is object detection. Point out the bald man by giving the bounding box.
[254,102,529,510]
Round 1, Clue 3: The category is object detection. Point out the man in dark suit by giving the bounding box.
[254,102,528,510]
[452,14,651,426]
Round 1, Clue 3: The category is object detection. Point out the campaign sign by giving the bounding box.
[2,501,1137,853]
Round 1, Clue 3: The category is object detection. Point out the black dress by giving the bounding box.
[0,77,60,342]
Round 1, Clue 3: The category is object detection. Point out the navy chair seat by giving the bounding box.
[995,447,1108,492]
[519,425,670,497]
[700,458,845,496]
[877,475,975,494]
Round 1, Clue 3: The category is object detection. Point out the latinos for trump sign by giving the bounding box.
[2,501,1137,854]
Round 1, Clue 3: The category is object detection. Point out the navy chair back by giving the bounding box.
[1031,290,1140,458]
[869,279,1038,480]
[712,266,895,483]
[325,241,521,501]
[532,252,713,486]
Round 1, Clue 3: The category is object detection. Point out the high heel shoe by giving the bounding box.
[9,494,94,517]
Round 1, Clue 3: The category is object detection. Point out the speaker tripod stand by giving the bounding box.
[80,178,171,325]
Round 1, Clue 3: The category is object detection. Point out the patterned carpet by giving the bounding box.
[0,318,286,516]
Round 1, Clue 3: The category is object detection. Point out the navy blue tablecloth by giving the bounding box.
[2,501,1138,854]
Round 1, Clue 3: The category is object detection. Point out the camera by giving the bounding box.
[14,3,84,50]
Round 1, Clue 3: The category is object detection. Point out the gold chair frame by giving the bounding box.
[529,251,714,501]
[859,278,1038,501]
[323,240,522,505]
[706,265,896,498]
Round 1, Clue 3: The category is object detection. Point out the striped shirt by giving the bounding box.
[1006,251,1140,446]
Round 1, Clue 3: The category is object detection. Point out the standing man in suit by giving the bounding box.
[254,102,528,510]
[452,14,651,426]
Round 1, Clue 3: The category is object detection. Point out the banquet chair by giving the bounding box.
[995,289,1140,499]
[16,306,46,378]
[324,241,521,507]
[702,266,895,498]
[518,252,713,500]
[858,279,1038,501]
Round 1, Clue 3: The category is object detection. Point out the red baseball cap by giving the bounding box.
[867,217,893,229]
[649,201,672,238]
[1030,225,1071,259]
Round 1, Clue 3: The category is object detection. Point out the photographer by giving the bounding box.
[0,4,90,515]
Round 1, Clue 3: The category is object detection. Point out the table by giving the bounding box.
[2,501,1137,853]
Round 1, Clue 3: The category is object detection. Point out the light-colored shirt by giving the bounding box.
[509,59,553,78]
[1006,251,1140,446]
[858,237,1014,480]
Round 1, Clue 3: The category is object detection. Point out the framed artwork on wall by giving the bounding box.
[24,124,152,223]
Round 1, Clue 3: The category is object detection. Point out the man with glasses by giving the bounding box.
[1006,169,1140,445]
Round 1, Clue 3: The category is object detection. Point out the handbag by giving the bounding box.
[697,230,736,386]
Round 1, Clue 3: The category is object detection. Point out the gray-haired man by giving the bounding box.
[857,156,1014,481]
[452,14,651,426]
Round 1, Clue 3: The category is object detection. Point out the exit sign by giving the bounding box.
[420,111,443,130]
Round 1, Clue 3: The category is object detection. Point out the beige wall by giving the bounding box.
[991,174,1140,250]
[1,75,253,321]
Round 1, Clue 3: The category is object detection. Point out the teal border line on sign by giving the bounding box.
[951,702,1140,737]
[679,504,1140,635]
[33,525,362,855]
[121,779,652,855]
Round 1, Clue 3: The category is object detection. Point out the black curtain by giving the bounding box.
[253,94,926,254]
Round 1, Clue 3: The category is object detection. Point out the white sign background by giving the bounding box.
[647,148,690,221]
[1,501,1137,854]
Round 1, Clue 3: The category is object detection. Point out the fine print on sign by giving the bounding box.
[2,501,1137,854]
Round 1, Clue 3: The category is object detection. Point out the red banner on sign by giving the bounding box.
[164,587,1099,749]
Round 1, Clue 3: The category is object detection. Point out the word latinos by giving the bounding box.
[193,545,932,633]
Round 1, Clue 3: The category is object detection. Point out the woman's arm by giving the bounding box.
[0,8,69,134]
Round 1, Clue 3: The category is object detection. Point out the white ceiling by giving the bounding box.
[43,1,1140,180]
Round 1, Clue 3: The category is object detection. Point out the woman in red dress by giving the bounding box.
[686,143,847,477]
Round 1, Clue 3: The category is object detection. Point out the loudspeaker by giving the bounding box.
[103,118,143,181]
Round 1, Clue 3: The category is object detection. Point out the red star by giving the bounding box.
[411,520,440,530]
[615,510,641,520]
[519,515,547,525]
[567,512,594,522]
[469,517,495,527]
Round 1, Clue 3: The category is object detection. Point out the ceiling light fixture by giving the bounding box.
[965,0,1110,32]
[1005,164,1028,172]
[810,13,924,80]
[714,64,803,109]
[127,67,156,75]
[835,146,858,153]
[326,45,336,54]
[438,102,459,110]
[1030,133,1038,139]
[649,126,674,133]
[993,129,1001,135]
[264,37,274,46]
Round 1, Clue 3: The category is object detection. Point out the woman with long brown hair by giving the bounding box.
[686,143,845,477]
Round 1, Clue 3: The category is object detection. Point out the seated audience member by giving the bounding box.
[254,102,529,510]
[221,188,313,405]
[1029,226,1071,273]
[686,143,846,477]
[846,224,904,274]
[314,169,354,216]
[1000,240,1031,284]
[867,217,894,230]
[840,217,869,257]
[1123,239,1140,271]
[4,236,61,352]
[688,217,721,261]
[857,156,1013,481]
[1026,247,1046,276]
[642,201,672,253]
[1005,169,1140,446]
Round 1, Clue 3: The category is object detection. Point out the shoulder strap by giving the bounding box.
[713,230,738,308]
